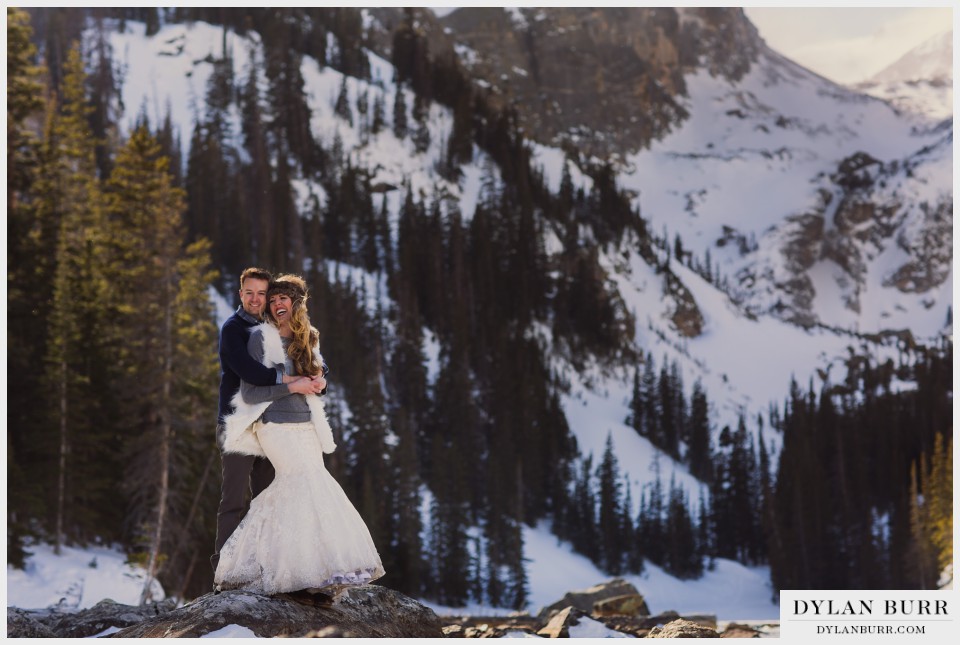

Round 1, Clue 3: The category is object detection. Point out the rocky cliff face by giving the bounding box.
[733,129,952,329]
[368,8,763,159]
[443,7,761,158]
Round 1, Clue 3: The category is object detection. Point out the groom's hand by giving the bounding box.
[288,375,326,394]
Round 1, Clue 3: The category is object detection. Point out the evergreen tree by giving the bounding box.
[570,456,599,560]
[906,460,939,589]
[664,478,702,578]
[38,45,117,553]
[392,85,408,140]
[445,75,473,170]
[597,433,624,574]
[371,90,386,135]
[334,74,353,126]
[909,433,953,587]
[622,475,643,573]
[627,365,644,434]
[925,433,952,577]
[6,7,44,214]
[262,17,320,171]
[103,126,219,601]
[657,357,675,455]
[7,7,50,565]
[687,379,712,482]
[237,57,272,271]
[412,94,431,154]
[638,470,665,565]
[640,354,658,439]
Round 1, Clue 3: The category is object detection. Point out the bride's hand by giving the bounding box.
[288,378,319,395]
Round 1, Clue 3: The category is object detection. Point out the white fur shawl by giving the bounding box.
[221,323,336,457]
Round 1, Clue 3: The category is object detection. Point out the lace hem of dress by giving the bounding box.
[304,567,383,593]
[220,565,384,596]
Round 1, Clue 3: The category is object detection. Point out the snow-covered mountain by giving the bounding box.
[854,30,953,123]
[612,45,951,337]
[80,10,950,614]
[105,7,950,501]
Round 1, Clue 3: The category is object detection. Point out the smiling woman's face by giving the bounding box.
[269,294,293,325]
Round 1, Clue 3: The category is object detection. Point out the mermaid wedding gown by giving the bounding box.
[214,421,385,595]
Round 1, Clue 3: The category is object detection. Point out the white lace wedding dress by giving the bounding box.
[214,421,385,594]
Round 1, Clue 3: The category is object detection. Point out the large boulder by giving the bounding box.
[593,593,652,617]
[648,618,720,638]
[7,598,177,638]
[538,578,643,621]
[6,608,57,638]
[110,586,443,638]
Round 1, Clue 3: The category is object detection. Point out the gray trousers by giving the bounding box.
[211,424,274,572]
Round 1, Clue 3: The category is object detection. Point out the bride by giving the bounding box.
[214,274,384,595]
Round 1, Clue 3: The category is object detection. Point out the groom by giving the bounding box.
[211,267,326,575]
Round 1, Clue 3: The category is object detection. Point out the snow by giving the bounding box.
[209,285,235,328]
[201,624,260,638]
[523,523,777,621]
[568,617,634,637]
[5,541,165,611]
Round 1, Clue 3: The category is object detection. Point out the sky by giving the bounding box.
[427,5,954,86]
[743,6,954,84]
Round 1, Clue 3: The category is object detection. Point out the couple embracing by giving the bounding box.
[210,268,384,595]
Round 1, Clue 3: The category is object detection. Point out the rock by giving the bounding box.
[440,613,542,638]
[590,614,653,637]
[7,598,177,638]
[6,608,57,638]
[108,585,443,638]
[648,618,720,638]
[366,8,761,158]
[442,623,467,637]
[721,622,761,638]
[664,270,704,337]
[680,614,718,630]
[593,593,651,617]
[644,610,680,627]
[537,606,586,638]
[538,578,641,620]
[302,624,357,637]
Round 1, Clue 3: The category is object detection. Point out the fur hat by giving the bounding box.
[267,275,308,304]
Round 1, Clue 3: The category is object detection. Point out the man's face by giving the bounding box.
[239,278,269,318]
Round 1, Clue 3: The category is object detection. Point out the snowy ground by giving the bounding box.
[4,541,164,611]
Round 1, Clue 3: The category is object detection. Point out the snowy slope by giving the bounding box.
[609,47,950,336]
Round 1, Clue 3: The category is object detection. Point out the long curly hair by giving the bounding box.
[265,274,321,377]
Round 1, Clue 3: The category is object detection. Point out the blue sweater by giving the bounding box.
[217,307,282,424]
